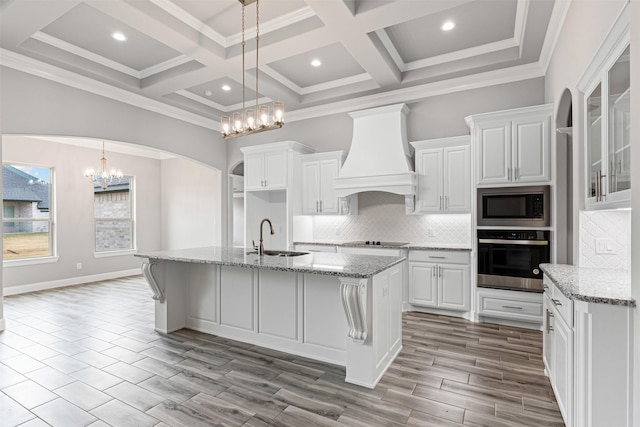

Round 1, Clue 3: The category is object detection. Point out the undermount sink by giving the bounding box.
[246,250,309,257]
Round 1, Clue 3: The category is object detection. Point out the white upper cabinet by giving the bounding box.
[411,136,471,213]
[301,151,356,215]
[244,150,287,190]
[578,8,630,210]
[466,104,553,187]
[241,141,314,192]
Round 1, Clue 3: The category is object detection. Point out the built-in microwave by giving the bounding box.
[477,185,550,227]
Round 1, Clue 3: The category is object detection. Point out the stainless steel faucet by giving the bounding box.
[259,218,275,255]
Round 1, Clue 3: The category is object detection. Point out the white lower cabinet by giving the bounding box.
[409,250,470,311]
[543,290,573,427]
[543,275,633,427]
[476,288,543,324]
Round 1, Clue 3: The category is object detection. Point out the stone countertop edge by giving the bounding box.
[539,263,635,307]
[294,241,472,251]
[135,247,406,279]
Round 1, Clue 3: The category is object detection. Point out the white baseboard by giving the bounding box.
[3,269,142,296]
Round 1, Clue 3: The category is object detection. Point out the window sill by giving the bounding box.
[94,249,138,258]
[4,256,60,268]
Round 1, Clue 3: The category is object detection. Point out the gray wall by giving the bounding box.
[2,136,162,289]
[227,78,545,169]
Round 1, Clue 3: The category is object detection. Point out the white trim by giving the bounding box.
[3,256,60,268]
[286,62,544,123]
[175,89,229,111]
[0,318,5,332]
[150,0,227,46]
[577,3,630,91]
[226,6,317,46]
[376,0,530,73]
[31,32,139,78]
[0,48,219,131]
[538,0,572,74]
[139,55,193,79]
[260,66,302,94]
[300,73,372,96]
[94,249,138,258]
[2,269,141,296]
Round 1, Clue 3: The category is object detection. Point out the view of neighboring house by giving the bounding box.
[2,165,50,234]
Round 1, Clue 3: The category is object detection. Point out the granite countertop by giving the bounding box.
[539,263,635,307]
[294,241,471,251]
[135,246,405,279]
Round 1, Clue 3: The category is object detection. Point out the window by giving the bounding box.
[94,176,134,252]
[2,164,54,260]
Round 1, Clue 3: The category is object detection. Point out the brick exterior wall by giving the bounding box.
[3,201,50,233]
[94,191,132,251]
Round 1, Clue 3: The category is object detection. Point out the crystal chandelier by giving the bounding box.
[220,0,284,139]
[83,142,124,190]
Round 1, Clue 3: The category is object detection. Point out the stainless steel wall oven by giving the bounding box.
[477,230,550,292]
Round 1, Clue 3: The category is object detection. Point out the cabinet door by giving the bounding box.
[319,159,340,214]
[478,123,511,185]
[245,153,264,190]
[409,262,437,307]
[438,264,469,311]
[301,161,320,214]
[512,115,550,183]
[552,315,573,427]
[264,150,287,189]
[443,145,470,212]
[416,148,443,212]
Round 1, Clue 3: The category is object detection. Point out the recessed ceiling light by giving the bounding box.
[221,84,231,91]
[112,32,127,41]
[441,21,455,31]
[311,59,321,67]
[204,90,213,97]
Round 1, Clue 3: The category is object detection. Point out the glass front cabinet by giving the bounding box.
[579,9,630,210]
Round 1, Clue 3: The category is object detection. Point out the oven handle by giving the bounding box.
[478,239,549,246]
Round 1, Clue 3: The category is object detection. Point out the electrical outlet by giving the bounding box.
[76,262,82,270]
[595,238,615,254]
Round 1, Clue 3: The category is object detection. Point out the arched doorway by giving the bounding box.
[555,89,574,264]
[229,162,244,247]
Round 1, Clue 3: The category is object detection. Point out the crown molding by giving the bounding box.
[150,0,226,46]
[0,48,218,130]
[539,0,572,74]
[1,47,545,131]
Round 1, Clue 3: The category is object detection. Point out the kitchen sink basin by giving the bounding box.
[246,250,309,257]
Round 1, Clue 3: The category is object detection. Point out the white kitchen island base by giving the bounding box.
[138,248,404,389]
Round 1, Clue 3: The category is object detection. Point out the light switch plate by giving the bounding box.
[595,238,615,254]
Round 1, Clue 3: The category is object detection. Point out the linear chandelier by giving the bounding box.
[83,142,124,190]
[220,0,284,139]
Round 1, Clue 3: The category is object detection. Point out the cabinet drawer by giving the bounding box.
[543,276,573,327]
[551,286,573,327]
[478,292,543,323]
[409,250,469,264]
[338,246,405,257]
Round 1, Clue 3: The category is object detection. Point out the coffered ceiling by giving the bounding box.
[0,0,567,131]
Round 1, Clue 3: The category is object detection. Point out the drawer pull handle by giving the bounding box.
[552,299,562,306]
[428,256,446,259]
[543,284,549,290]
[502,305,523,310]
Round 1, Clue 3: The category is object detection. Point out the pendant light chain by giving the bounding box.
[255,0,260,111]
[220,0,284,139]
[241,3,246,112]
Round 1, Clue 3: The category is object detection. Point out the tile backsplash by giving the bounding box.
[579,209,631,269]
[308,192,471,245]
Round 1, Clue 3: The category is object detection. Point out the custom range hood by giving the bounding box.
[334,103,416,209]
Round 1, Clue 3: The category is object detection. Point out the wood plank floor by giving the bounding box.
[0,276,565,426]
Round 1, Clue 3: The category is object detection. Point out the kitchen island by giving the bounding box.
[135,247,405,388]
